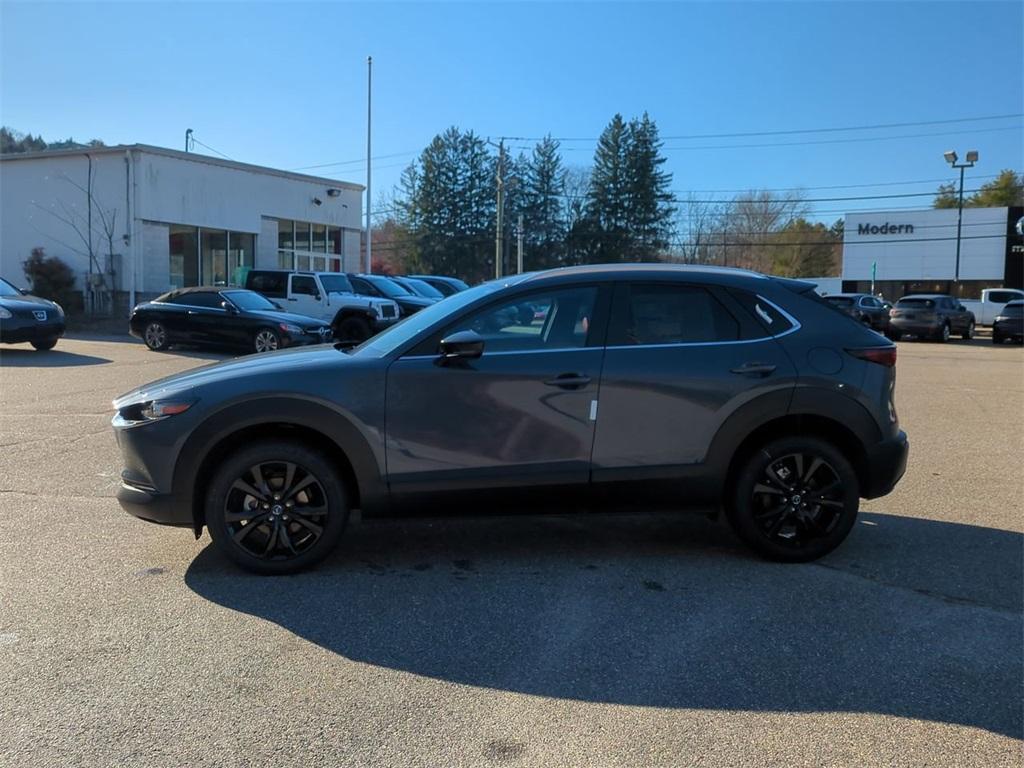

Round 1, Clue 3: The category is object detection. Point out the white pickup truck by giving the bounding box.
[960,288,1024,326]
[245,269,400,341]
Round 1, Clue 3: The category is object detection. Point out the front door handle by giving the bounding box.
[544,373,591,389]
[730,362,777,377]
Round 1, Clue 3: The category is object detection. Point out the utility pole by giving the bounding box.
[516,213,524,274]
[495,139,505,279]
[365,56,373,274]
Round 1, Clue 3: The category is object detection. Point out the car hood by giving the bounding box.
[395,295,436,308]
[113,344,350,407]
[0,294,59,311]
[243,308,329,327]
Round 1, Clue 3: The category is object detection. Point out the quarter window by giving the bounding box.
[728,290,795,336]
[610,284,740,345]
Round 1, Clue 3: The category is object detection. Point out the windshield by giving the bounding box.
[401,278,444,299]
[363,276,411,298]
[320,274,354,294]
[0,278,22,297]
[223,290,277,311]
[826,296,855,307]
[351,278,526,358]
[896,298,936,309]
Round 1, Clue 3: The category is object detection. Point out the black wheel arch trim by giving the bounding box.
[170,395,387,535]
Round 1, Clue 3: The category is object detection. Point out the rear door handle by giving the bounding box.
[730,362,777,377]
[544,373,592,389]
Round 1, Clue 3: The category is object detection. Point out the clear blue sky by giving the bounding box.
[2,1,1022,223]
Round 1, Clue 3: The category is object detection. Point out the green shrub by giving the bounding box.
[22,248,79,310]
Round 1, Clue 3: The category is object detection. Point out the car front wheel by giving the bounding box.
[962,321,974,340]
[936,322,950,343]
[335,316,372,343]
[253,327,281,353]
[205,440,349,574]
[31,337,58,351]
[728,436,860,562]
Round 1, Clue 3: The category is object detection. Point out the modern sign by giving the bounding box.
[856,222,915,235]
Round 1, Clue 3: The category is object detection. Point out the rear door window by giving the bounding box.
[608,283,740,346]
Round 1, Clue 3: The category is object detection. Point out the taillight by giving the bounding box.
[846,346,897,367]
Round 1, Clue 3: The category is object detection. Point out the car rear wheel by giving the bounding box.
[962,321,974,340]
[992,332,1002,344]
[31,337,58,351]
[205,440,349,574]
[143,321,170,351]
[727,436,860,562]
[253,327,280,353]
[335,316,372,343]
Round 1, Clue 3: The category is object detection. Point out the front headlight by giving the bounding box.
[0,307,11,319]
[114,399,195,427]
[278,323,303,335]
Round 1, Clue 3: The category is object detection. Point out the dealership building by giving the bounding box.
[0,144,363,313]
[840,205,1023,301]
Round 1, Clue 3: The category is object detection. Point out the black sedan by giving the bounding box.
[0,276,66,351]
[992,300,1024,344]
[347,273,436,315]
[130,287,333,354]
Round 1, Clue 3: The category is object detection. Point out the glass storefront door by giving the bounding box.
[201,229,228,286]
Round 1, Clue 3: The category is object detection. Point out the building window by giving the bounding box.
[168,226,254,288]
[276,218,347,273]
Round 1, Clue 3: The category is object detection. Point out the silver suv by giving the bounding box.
[245,270,400,341]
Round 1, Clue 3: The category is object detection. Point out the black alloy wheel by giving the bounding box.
[144,321,170,351]
[729,436,859,562]
[206,440,348,574]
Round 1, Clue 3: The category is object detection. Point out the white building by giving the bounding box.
[841,205,1022,300]
[0,144,363,313]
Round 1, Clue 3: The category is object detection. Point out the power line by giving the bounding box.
[290,150,418,171]
[189,136,232,161]
[496,113,1024,143]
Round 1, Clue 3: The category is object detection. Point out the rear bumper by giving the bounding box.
[861,430,909,499]
[889,319,940,336]
[117,478,193,527]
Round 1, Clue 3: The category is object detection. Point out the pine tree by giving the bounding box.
[521,136,567,270]
[625,113,675,260]
[582,114,632,262]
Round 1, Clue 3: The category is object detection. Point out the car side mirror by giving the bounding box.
[438,330,484,361]
[221,300,239,314]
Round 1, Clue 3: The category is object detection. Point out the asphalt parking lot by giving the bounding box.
[1,334,1021,767]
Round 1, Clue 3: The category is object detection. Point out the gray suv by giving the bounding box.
[112,264,909,574]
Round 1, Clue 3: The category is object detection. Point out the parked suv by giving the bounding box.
[992,300,1024,344]
[112,264,909,574]
[346,273,436,315]
[244,270,399,342]
[824,293,891,334]
[888,294,975,342]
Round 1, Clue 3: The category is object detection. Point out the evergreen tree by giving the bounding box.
[624,113,675,260]
[582,114,632,262]
[521,136,567,270]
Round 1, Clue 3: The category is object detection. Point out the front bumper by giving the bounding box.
[861,430,909,499]
[0,316,66,344]
[282,327,334,347]
[117,477,193,527]
[371,315,400,332]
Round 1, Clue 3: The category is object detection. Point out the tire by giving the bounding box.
[335,316,372,343]
[205,440,349,575]
[727,436,860,563]
[935,322,950,343]
[31,337,58,351]
[143,321,170,351]
[887,330,902,341]
[253,327,281,353]
[992,332,1002,345]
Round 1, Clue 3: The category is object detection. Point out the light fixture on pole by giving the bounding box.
[943,149,979,291]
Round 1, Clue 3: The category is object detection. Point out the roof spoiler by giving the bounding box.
[771,276,820,295]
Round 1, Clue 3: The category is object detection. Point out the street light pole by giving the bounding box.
[365,56,373,274]
[943,149,978,293]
